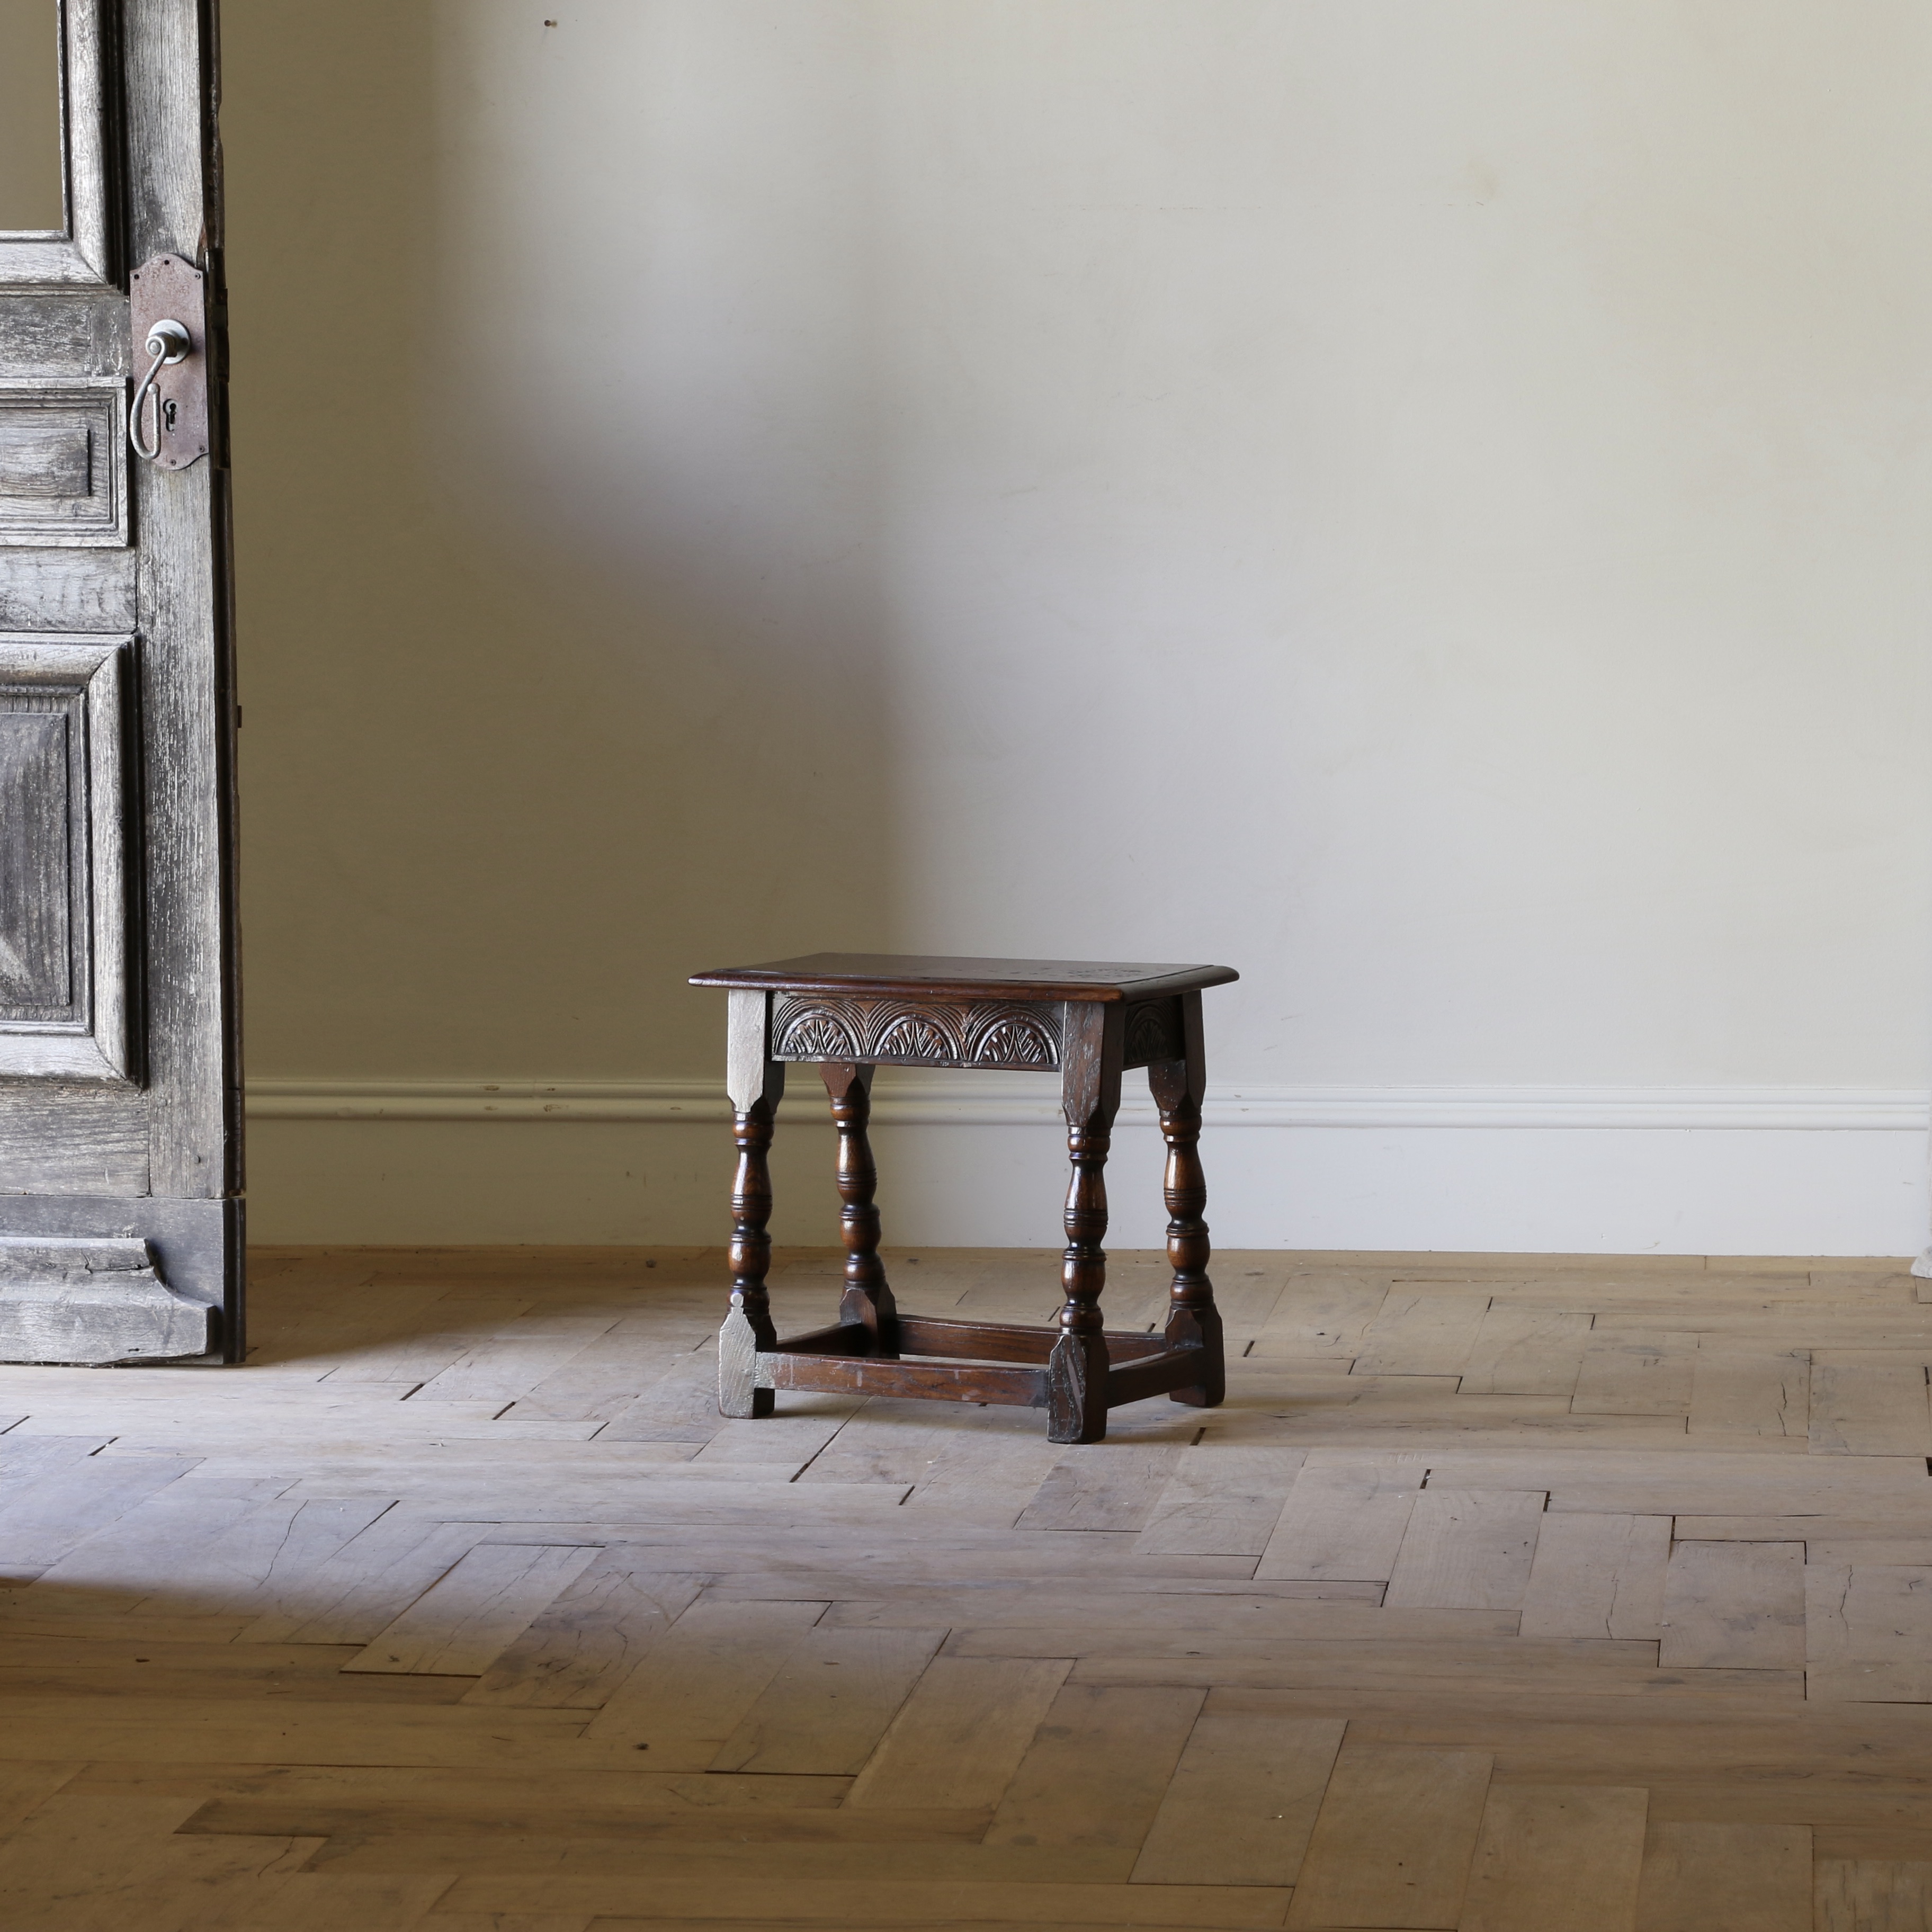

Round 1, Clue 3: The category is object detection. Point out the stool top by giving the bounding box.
[690,952,1238,1004]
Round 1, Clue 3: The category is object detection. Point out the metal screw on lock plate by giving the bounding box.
[129,318,191,461]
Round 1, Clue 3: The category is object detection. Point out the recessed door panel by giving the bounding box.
[0,633,133,1079]
[0,708,75,1013]
[0,380,129,544]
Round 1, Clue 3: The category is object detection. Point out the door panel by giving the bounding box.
[0,634,132,1078]
[0,378,129,543]
[0,0,241,1364]
[0,713,73,1010]
[0,1090,147,1193]
[0,550,138,628]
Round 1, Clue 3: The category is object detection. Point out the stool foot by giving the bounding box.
[1165,1299,1226,1407]
[719,1302,775,1419]
[1046,1328,1110,1443]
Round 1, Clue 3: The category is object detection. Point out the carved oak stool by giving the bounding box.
[687,954,1239,1444]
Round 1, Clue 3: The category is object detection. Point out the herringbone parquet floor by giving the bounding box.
[1,1246,1930,1930]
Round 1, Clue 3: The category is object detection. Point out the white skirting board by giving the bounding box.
[244,1077,1931,1256]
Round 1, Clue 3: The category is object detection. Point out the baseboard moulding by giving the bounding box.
[242,1075,1932,1257]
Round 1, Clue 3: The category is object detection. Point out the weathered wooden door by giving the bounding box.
[0,0,240,1364]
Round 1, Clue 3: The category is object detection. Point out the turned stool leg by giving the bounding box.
[1150,991,1223,1406]
[718,990,784,1418]
[1049,1004,1124,1444]
[820,1060,898,1355]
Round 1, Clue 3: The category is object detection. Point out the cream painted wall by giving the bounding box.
[225,2,1932,1252]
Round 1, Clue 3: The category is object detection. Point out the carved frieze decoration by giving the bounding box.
[771,994,1062,1070]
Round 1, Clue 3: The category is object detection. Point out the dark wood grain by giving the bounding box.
[1152,990,1223,1409]
[718,990,783,1418]
[893,1314,1168,1366]
[691,953,1238,1003]
[778,996,1061,1069]
[696,959,1229,1440]
[1104,1347,1220,1406]
[757,1353,1049,1407]
[760,1314,1176,1379]
[1122,996,1184,1069]
[819,1060,899,1355]
[765,1321,872,1359]
[1046,1002,1125,1443]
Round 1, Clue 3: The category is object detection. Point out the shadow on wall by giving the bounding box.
[224,1,1932,1253]
[225,2,904,1102]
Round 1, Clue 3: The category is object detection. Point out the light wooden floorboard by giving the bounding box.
[459,1561,705,1710]
[708,1625,948,1774]
[1687,1350,1811,1441]
[1459,1783,1648,1932]
[1459,1306,1593,1398]
[345,1543,601,1677]
[0,1244,1922,1927]
[1132,1443,1306,1556]
[982,1681,1204,1851]
[1284,1741,1492,1928]
[1571,1332,1699,1417]
[1814,1857,1932,1932]
[1255,1452,1426,1582]
[1808,1363,1932,1457]
[1352,1291,1492,1376]
[844,1656,1071,1810]
[1657,1540,1805,1670]
[1805,1561,1932,1703]
[1634,1820,1811,1931]
[1130,1712,1344,1887]
[1518,1511,1670,1640]
[1016,1443,1180,1533]
[1383,1488,1545,1611]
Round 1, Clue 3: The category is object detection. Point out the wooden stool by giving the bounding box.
[687,954,1239,1444]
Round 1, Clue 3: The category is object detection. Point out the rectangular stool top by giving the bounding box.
[690,952,1239,1003]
